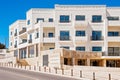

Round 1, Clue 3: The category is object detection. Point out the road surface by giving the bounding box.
[0,67,81,80]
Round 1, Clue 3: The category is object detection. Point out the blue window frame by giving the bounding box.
[36,18,44,23]
[60,31,70,40]
[92,31,102,40]
[75,15,85,21]
[60,15,70,22]
[76,47,85,51]
[108,32,119,36]
[48,33,54,37]
[27,20,30,25]
[92,47,102,51]
[76,31,85,36]
[92,15,102,22]
[49,18,53,22]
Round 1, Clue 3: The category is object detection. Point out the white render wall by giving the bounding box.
[9,5,120,56]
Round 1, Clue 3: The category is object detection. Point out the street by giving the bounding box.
[0,67,80,80]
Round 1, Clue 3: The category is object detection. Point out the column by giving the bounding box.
[103,59,106,67]
[72,58,76,66]
[86,58,90,66]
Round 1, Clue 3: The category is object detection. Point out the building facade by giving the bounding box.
[9,4,120,68]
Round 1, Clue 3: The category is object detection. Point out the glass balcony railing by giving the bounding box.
[90,36,104,41]
[19,28,26,35]
[28,39,32,43]
[59,36,71,41]
[14,45,17,48]
[14,33,17,36]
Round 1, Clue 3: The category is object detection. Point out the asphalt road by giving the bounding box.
[0,67,81,80]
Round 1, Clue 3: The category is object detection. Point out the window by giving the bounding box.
[11,32,12,35]
[60,31,70,40]
[107,16,119,21]
[29,46,34,58]
[76,31,85,36]
[76,47,85,51]
[48,33,54,37]
[92,15,102,22]
[49,48,54,50]
[92,47,102,51]
[60,15,70,22]
[60,46,70,49]
[36,18,44,23]
[49,18,53,22]
[92,31,102,40]
[36,32,39,38]
[22,39,27,43]
[108,47,120,56]
[43,33,45,37]
[29,34,32,40]
[75,15,85,21]
[15,41,17,45]
[11,42,12,46]
[14,50,18,57]
[108,32,119,36]
[15,29,17,33]
[27,20,30,25]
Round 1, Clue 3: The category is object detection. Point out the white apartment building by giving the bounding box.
[9,4,120,68]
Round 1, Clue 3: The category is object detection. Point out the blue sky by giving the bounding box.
[0,0,119,47]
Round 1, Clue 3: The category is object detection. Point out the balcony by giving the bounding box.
[19,28,26,35]
[28,39,32,43]
[74,21,88,29]
[108,21,120,26]
[43,37,55,43]
[14,33,17,36]
[75,36,87,41]
[35,21,55,28]
[59,36,71,41]
[19,40,27,45]
[108,36,120,42]
[90,36,104,41]
[14,45,17,48]
[35,36,39,39]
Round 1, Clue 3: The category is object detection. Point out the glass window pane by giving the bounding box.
[92,15,102,22]
[76,47,85,51]
[92,47,102,51]
[76,15,85,21]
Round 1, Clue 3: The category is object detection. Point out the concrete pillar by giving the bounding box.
[86,58,90,66]
[72,58,75,66]
[103,59,106,67]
